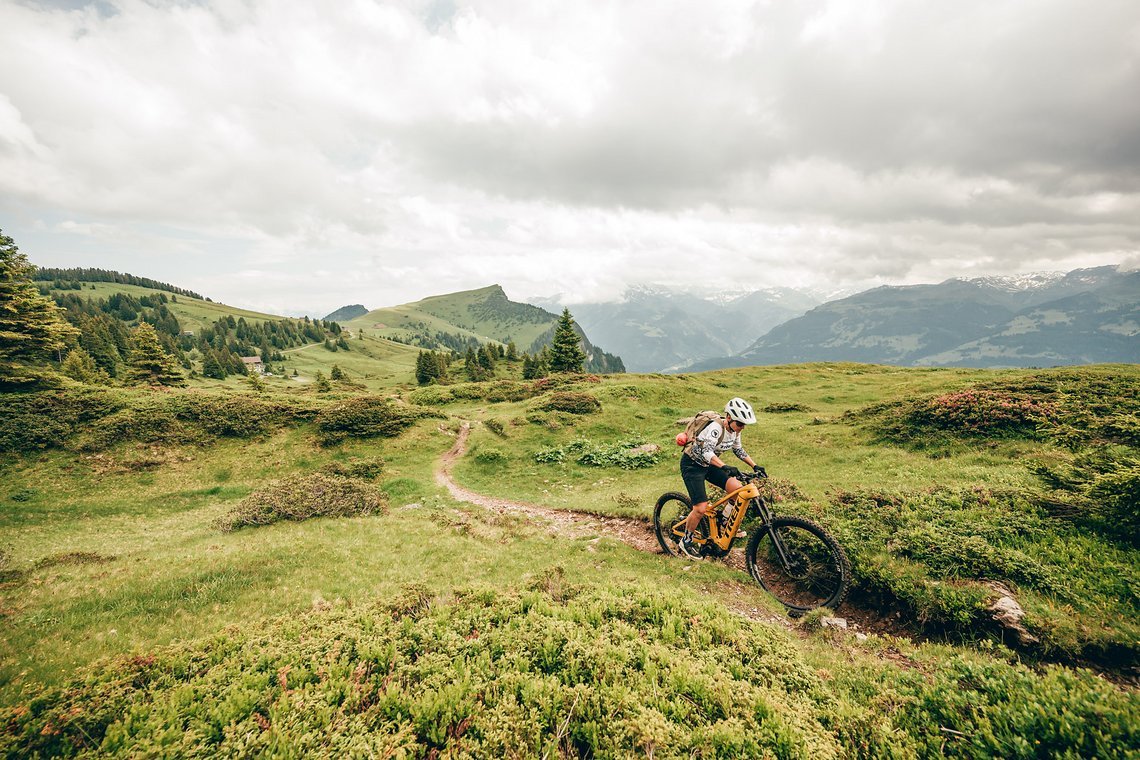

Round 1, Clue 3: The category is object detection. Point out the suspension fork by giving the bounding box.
[754,498,795,569]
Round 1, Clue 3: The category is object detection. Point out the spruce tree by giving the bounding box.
[0,229,79,386]
[548,308,585,373]
[126,322,186,386]
[330,363,346,381]
[201,351,226,379]
[60,346,110,384]
[314,370,331,392]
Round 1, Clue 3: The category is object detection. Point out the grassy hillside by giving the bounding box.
[345,284,557,351]
[1,364,1137,756]
[44,280,424,392]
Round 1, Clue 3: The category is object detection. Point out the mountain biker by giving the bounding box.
[679,397,766,558]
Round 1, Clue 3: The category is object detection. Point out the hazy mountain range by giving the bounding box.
[323,265,1136,373]
[686,266,1138,371]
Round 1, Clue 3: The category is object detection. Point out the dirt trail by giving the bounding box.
[435,422,795,626]
[435,423,661,554]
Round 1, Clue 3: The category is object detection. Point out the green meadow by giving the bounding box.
[1,362,1138,757]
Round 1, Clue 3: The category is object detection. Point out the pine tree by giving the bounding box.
[0,229,79,386]
[506,341,519,361]
[246,369,267,393]
[330,363,346,381]
[548,309,585,373]
[201,351,226,379]
[415,351,439,385]
[60,346,110,384]
[126,322,186,386]
[314,370,331,392]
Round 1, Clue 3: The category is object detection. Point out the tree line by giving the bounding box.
[1,229,343,388]
[414,308,597,385]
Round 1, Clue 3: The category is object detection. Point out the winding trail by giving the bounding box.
[435,423,661,554]
[434,422,792,626]
[435,422,1139,686]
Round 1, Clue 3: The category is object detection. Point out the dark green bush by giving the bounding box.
[319,456,385,480]
[0,388,123,452]
[825,486,1140,661]
[540,391,601,415]
[1033,445,1140,545]
[763,403,814,413]
[215,473,388,531]
[407,386,454,406]
[313,396,439,445]
[168,394,316,438]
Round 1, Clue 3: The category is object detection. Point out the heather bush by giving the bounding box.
[407,385,454,406]
[167,394,316,438]
[0,388,123,452]
[313,396,440,445]
[319,456,385,480]
[825,486,1140,662]
[215,473,388,531]
[539,391,601,415]
[1033,445,1140,545]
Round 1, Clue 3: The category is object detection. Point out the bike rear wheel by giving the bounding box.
[653,492,709,556]
[745,516,850,611]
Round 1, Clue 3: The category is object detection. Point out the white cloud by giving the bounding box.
[0,0,1137,315]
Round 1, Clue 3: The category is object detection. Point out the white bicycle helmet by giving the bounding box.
[724,397,756,425]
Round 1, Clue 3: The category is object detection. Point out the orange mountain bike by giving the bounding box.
[653,473,851,612]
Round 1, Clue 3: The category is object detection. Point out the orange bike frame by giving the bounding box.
[672,481,761,551]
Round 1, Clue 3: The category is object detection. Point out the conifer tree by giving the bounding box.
[126,322,186,386]
[201,351,226,379]
[60,346,110,384]
[0,229,79,386]
[548,308,585,373]
[330,363,346,381]
[415,351,439,385]
[314,370,331,392]
[246,369,267,393]
[506,341,519,361]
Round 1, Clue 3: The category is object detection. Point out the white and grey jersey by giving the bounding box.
[688,420,750,466]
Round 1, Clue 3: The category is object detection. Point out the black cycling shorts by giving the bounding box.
[680,453,730,506]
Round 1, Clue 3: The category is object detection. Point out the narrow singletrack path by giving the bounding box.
[435,423,661,554]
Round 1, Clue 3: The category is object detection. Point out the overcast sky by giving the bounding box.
[2,0,1138,315]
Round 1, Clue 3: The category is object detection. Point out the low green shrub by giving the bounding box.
[3,585,1136,758]
[1033,444,1140,546]
[534,439,659,470]
[215,473,388,531]
[320,457,385,480]
[313,396,440,445]
[539,392,601,415]
[473,448,508,465]
[825,486,1140,662]
[763,403,814,413]
[0,388,123,452]
[407,386,454,406]
[168,394,316,438]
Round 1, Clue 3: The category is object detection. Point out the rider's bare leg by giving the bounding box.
[684,501,708,533]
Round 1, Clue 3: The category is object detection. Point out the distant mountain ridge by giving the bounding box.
[686,266,1138,370]
[537,286,821,372]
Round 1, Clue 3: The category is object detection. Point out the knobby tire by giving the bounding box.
[745,516,850,611]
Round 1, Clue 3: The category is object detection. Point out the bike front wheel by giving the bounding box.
[653,492,708,556]
[745,516,850,611]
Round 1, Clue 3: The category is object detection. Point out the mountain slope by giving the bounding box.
[322,304,368,322]
[542,287,819,372]
[345,285,624,373]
